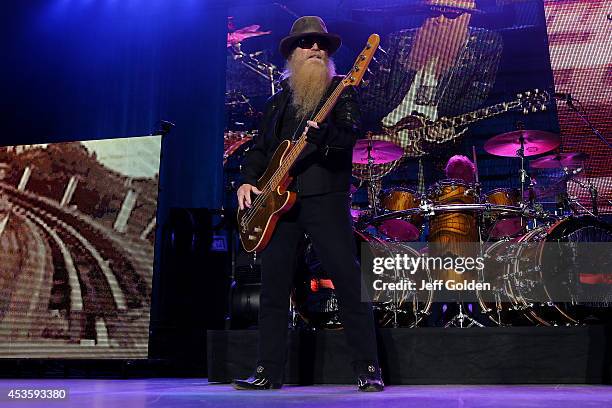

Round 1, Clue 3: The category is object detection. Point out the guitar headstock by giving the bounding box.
[517,89,550,114]
[342,34,380,88]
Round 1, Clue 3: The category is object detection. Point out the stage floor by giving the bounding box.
[1,379,612,407]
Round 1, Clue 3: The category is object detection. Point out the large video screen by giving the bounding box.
[544,0,612,213]
[224,0,611,215]
[0,135,160,358]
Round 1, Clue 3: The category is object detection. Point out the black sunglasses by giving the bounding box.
[428,9,465,19]
[296,36,330,51]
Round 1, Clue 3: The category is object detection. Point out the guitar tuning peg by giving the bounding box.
[366,68,373,75]
[372,56,379,64]
[377,46,388,55]
[361,80,370,88]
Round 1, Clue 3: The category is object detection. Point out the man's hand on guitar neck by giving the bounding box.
[237,184,262,210]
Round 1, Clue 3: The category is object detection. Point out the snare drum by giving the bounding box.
[378,187,423,241]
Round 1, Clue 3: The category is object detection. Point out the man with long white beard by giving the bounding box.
[233,16,383,392]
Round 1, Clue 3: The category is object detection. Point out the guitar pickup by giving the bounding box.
[248,235,257,241]
[254,227,262,233]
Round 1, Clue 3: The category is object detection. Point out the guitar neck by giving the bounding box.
[270,82,346,186]
[263,33,379,190]
[441,99,522,128]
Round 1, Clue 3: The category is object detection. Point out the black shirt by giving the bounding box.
[279,100,310,193]
[279,100,308,142]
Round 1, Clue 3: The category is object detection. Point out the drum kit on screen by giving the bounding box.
[342,128,612,328]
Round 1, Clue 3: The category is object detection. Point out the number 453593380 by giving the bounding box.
[3,388,68,400]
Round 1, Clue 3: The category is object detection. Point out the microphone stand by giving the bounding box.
[561,96,612,150]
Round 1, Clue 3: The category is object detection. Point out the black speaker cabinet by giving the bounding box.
[149,208,230,374]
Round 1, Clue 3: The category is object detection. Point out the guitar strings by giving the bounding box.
[244,85,340,217]
[242,83,345,226]
[244,54,384,223]
[242,86,341,226]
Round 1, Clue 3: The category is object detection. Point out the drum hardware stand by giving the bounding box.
[444,302,484,328]
[517,135,529,208]
[391,295,400,328]
[493,294,507,326]
[419,200,436,216]
[566,170,599,217]
[470,145,488,248]
[589,182,598,217]
[289,300,298,329]
[388,258,402,328]
[566,194,595,217]
[480,293,507,326]
[229,44,280,95]
[414,299,431,325]
[364,138,382,216]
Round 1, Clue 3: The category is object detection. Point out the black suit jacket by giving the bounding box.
[241,76,363,196]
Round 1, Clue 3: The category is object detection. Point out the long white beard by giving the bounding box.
[287,57,335,119]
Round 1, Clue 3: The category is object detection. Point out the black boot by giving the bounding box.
[232,365,282,390]
[356,364,384,392]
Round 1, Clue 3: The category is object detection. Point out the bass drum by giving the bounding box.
[477,238,534,326]
[292,229,433,328]
[480,216,612,326]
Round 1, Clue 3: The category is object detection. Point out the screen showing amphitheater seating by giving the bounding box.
[0,135,161,358]
[544,0,612,214]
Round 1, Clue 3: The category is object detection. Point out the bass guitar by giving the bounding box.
[237,34,380,252]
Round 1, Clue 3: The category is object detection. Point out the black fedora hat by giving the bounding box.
[279,16,342,59]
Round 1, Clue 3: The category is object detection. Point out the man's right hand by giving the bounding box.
[237,184,262,210]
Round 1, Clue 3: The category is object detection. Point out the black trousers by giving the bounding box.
[257,191,379,382]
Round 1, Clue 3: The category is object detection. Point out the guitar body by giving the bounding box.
[237,140,297,253]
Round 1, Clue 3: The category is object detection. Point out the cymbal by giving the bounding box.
[526,168,583,199]
[530,152,589,169]
[227,25,271,47]
[484,130,560,157]
[352,139,403,165]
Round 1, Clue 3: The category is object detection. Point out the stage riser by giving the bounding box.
[208,326,612,384]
